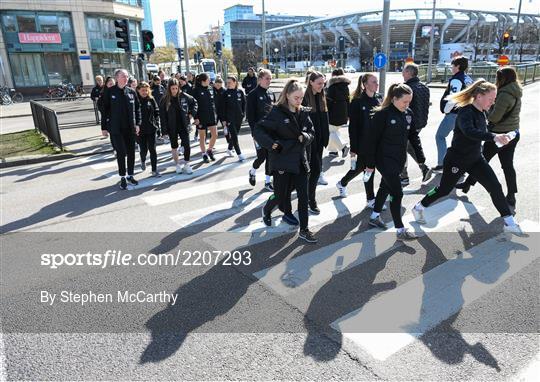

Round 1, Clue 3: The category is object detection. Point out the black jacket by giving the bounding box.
[405,76,430,130]
[90,85,102,101]
[213,86,226,122]
[365,104,425,172]
[302,93,330,148]
[348,92,382,155]
[242,75,257,95]
[159,93,197,136]
[255,105,315,174]
[181,83,192,96]
[246,85,274,135]
[138,96,160,134]
[192,85,216,125]
[448,104,495,164]
[101,85,141,134]
[223,88,246,125]
[151,84,165,106]
[440,71,473,114]
[326,75,351,126]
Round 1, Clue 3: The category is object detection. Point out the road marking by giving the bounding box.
[331,220,540,361]
[254,199,484,297]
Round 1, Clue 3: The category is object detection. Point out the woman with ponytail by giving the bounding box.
[412,80,524,236]
[364,83,425,241]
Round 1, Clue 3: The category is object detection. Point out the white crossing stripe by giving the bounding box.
[253,199,484,297]
[331,220,540,361]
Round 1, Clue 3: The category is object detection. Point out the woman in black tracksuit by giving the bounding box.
[160,78,198,175]
[136,81,160,176]
[365,83,425,241]
[337,73,382,205]
[256,79,317,243]
[412,79,524,236]
[192,73,218,163]
[223,76,246,161]
[302,71,330,215]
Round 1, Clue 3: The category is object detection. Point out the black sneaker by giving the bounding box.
[299,229,318,243]
[207,149,216,161]
[432,165,444,172]
[249,170,256,186]
[140,161,146,172]
[421,165,433,182]
[127,176,138,186]
[400,177,410,186]
[309,203,321,215]
[120,177,127,190]
[264,182,274,192]
[262,206,272,226]
[455,182,470,193]
[369,216,388,229]
[202,154,210,163]
[282,213,299,226]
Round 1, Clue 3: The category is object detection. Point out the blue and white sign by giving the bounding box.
[374,53,387,69]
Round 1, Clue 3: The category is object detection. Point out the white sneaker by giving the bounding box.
[504,223,526,237]
[238,153,246,162]
[336,181,348,198]
[183,163,193,175]
[178,146,184,155]
[318,173,328,185]
[366,198,387,211]
[226,149,234,157]
[175,163,183,174]
[412,205,426,224]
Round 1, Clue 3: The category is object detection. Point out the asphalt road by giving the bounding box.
[0,81,539,381]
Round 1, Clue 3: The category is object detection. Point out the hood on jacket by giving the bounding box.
[498,81,522,99]
[327,75,351,87]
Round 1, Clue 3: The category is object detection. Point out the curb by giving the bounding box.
[0,113,32,119]
[0,149,114,169]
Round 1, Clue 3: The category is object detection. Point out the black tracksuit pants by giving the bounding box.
[252,140,270,175]
[340,155,375,200]
[463,135,519,194]
[111,128,135,177]
[373,168,405,229]
[420,151,511,217]
[138,133,157,172]
[227,122,242,155]
[308,143,323,206]
[264,169,309,230]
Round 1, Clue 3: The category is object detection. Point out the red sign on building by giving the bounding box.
[18,33,62,44]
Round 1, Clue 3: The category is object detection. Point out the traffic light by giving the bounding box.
[176,48,184,61]
[214,41,222,57]
[338,36,345,52]
[114,19,131,52]
[141,30,154,53]
[503,31,510,47]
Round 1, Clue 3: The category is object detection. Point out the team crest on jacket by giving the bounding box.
[451,167,459,174]
[390,119,396,124]
[284,118,290,124]
[259,96,263,100]
[406,115,412,124]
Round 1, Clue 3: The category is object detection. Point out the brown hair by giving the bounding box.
[276,79,304,108]
[450,79,497,107]
[495,66,521,89]
[403,63,419,77]
[374,83,413,111]
[226,75,238,89]
[304,71,327,112]
[352,73,377,98]
[257,68,272,79]
[451,56,469,72]
[163,78,181,111]
[136,81,153,99]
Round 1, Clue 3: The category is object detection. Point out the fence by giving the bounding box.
[418,62,540,85]
[30,100,62,149]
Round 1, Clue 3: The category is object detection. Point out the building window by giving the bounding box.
[58,16,71,33]
[44,53,80,85]
[17,15,37,32]
[2,15,17,32]
[9,53,47,87]
[38,14,59,33]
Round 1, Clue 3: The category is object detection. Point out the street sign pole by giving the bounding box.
[379,0,391,94]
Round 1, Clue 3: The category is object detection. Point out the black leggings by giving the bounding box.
[252,140,270,175]
[373,169,404,228]
[264,169,309,230]
[308,143,324,205]
[227,122,242,155]
[138,133,157,172]
[463,135,519,194]
[110,129,136,177]
[421,152,511,217]
[340,155,375,200]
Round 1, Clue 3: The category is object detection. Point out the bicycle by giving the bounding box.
[0,86,24,104]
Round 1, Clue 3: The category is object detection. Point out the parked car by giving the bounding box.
[343,65,356,73]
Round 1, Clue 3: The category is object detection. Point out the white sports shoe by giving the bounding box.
[336,181,348,198]
[366,199,387,211]
[183,163,193,175]
[318,173,329,185]
[226,149,234,157]
[238,153,246,162]
[175,163,183,174]
[412,205,426,224]
[504,223,526,237]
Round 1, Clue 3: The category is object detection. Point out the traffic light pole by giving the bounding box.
[180,0,190,73]
[510,0,522,62]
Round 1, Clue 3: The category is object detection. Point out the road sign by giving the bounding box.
[497,55,510,66]
[374,53,387,69]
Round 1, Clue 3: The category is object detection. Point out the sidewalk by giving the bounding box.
[0,102,32,119]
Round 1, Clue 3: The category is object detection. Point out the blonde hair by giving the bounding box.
[304,71,327,112]
[276,79,304,107]
[374,83,412,111]
[450,79,497,108]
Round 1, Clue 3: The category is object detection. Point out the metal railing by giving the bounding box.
[418,62,540,85]
[30,101,62,149]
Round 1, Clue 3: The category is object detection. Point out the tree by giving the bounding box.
[149,44,177,64]
[232,42,261,76]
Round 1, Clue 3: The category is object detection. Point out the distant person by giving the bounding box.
[151,75,165,106]
[128,77,138,91]
[136,81,160,177]
[90,75,104,103]
[186,72,195,86]
[223,75,246,162]
[326,68,350,158]
[178,74,192,96]
[433,56,473,171]
[242,67,257,94]
[192,73,218,163]
[212,77,227,150]
[101,69,141,190]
